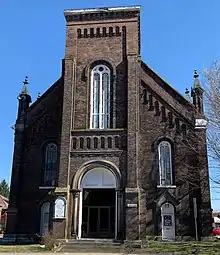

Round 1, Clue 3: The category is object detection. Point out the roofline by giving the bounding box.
[26,77,63,114]
[141,60,195,109]
[64,5,140,15]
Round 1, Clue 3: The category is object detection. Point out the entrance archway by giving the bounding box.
[75,163,121,240]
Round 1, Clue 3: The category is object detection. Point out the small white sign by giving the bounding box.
[127,204,137,208]
[54,197,66,218]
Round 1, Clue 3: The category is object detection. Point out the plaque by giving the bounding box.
[54,197,66,218]
[164,215,172,226]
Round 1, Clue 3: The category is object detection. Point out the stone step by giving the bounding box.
[58,245,123,253]
[66,238,122,245]
[58,239,124,253]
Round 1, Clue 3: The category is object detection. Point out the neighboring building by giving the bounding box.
[212,212,220,228]
[0,194,8,232]
[6,6,212,242]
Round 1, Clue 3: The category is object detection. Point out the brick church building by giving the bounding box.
[6,6,212,242]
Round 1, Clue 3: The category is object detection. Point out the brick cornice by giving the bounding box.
[64,7,140,23]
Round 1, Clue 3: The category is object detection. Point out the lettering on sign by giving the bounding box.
[164,215,172,227]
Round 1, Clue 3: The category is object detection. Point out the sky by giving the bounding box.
[1,0,220,210]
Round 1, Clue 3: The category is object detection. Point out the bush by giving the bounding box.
[41,230,60,250]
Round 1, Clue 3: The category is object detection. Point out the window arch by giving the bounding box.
[158,141,173,186]
[90,64,111,129]
[44,143,57,186]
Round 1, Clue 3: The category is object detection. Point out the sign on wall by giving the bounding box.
[161,203,175,240]
[54,197,66,219]
[164,215,172,227]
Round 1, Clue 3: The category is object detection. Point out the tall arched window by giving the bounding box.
[44,143,57,186]
[158,141,173,186]
[40,202,50,236]
[90,65,111,129]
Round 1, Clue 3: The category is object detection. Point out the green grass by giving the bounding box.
[0,244,46,253]
[1,241,220,254]
[56,241,220,254]
[142,241,220,254]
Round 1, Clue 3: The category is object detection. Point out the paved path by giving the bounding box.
[0,253,175,255]
[0,253,177,255]
[0,254,124,255]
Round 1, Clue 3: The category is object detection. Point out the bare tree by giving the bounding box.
[203,60,220,186]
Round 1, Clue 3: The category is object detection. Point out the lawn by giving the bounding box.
[0,241,220,254]
[0,244,45,253]
[142,241,220,254]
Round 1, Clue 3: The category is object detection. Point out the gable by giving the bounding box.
[141,60,196,125]
[25,77,64,126]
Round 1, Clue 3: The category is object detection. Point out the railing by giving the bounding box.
[71,129,127,151]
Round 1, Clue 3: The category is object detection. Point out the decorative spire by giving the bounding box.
[192,69,204,115]
[193,70,201,89]
[185,88,192,102]
[194,70,199,79]
[21,76,29,94]
[185,88,189,95]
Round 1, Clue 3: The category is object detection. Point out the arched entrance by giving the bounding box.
[75,164,121,240]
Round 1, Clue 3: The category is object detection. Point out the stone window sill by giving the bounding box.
[157,185,177,189]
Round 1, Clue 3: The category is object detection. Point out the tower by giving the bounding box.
[6,77,31,234]
[59,6,142,240]
[192,70,204,117]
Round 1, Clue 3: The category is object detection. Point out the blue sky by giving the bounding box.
[1,1,220,210]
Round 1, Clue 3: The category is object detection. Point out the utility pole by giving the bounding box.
[193,197,198,254]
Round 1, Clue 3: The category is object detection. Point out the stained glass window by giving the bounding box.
[44,143,57,186]
[158,141,173,186]
[90,65,111,129]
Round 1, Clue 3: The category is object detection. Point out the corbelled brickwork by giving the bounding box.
[6,6,212,242]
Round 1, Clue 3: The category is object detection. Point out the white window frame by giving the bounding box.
[90,64,111,129]
[44,143,57,186]
[158,141,173,186]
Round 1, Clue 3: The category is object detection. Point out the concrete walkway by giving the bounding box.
[0,254,123,255]
[0,253,175,255]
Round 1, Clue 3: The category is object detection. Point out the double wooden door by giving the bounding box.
[83,206,114,238]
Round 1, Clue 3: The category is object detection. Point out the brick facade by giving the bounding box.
[6,6,212,241]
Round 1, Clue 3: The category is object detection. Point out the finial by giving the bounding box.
[185,88,192,102]
[21,76,29,94]
[194,70,199,79]
[37,92,41,99]
[193,70,200,89]
[23,76,28,85]
[185,88,189,95]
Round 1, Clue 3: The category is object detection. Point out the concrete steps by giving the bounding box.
[58,239,124,253]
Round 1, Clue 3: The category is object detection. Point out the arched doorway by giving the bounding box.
[77,166,119,239]
[161,202,175,240]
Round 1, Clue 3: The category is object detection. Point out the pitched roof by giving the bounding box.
[0,194,8,210]
[141,60,195,109]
